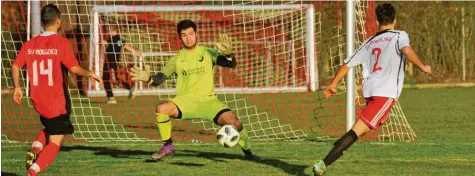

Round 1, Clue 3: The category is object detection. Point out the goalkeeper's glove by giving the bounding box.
[130,65,152,83]
[216,34,233,55]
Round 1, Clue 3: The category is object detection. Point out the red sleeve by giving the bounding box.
[61,39,79,69]
[12,43,29,68]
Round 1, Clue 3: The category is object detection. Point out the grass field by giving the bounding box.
[2,87,475,175]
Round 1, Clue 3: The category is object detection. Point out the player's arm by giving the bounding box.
[101,38,108,51]
[215,54,236,68]
[213,34,236,68]
[324,65,350,99]
[11,45,28,104]
[398,31,431,75]
[69,66,101,82]
[11,52,26,90]
[11,64,23,104]
[401,47,431,75]
[130,56,176,87]
[324,45,365,99]
[11,65,22,89]
[124,43,144,58]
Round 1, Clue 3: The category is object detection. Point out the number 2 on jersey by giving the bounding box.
[372,48,382,72]
[32,59,53,86]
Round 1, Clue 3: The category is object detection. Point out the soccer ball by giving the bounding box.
[216,125,240,148]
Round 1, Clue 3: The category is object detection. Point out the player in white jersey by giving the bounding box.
[312,3,431,176]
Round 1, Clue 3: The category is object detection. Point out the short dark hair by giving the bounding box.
[375,3,396,26]
[41,4,61,27]
[177,20,197,35]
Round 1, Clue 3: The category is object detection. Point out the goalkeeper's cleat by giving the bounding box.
[313,160,326,176]
[107,98,117,105]
[128,87,136,100]
[25,150,37,170]
[151,144,174,161]
[244,153,262,161]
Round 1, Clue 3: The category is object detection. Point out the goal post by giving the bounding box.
[346,0,356,131]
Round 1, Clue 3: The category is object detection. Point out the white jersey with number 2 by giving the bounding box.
[344,30,410,99]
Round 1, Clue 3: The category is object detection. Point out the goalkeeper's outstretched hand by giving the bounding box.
[216,34,233,55]
[130,65,151,82]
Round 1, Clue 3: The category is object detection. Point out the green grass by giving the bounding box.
[2,87,475,175]
[1,89,344,142]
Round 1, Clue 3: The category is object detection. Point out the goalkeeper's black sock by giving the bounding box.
[323,129,358,166]
[243,149,261,161]
[163,138,173,146]
[242,149,252,155]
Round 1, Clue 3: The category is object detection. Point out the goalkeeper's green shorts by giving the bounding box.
[169,95,231,124]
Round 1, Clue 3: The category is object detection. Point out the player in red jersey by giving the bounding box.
[11,4,101,176]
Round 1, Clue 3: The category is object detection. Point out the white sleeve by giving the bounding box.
[344,38,371,67]
[344,43,367,68]
[398,31,410,49]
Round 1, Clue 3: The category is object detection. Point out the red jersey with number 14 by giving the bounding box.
[13,32,78,118]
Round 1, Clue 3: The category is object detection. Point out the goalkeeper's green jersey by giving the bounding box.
[160,45,222,97]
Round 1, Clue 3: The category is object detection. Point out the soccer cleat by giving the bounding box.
[107,99,117,105]
[244,153,262,161]
[25,150,37,170]
[128,87,136,100]
[313,160,326,176]
[151,144,174,161]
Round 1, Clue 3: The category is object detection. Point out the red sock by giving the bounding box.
[32,129,47,155]
[27,168,37,176]
[29,143,60,175]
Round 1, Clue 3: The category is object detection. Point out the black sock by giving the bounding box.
[163,138,173,146]
[323,129,358,166]
[242,149,253,155]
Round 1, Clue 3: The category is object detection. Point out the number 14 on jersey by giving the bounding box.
[32,59,53,86]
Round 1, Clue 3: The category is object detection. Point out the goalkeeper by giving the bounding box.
[130,20,260,161]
